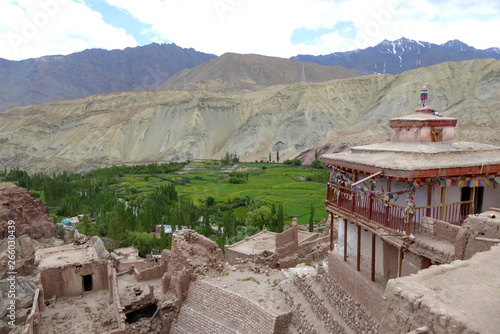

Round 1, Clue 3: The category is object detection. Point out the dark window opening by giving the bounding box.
[460,187,484,215]
[125,304,158,324]
[475,187,484,214]
[83,274,93,292]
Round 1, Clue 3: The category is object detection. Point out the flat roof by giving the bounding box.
[227,230,278,256]
[390,111,457,121]
[321,141,500,177]
[389,245,500,333]
[226,229,317,256]
[36,243,99,269]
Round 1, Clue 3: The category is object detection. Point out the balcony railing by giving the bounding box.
[326,183,471,235]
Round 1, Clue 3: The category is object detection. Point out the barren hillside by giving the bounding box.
[159,53,357,91]
[0,59,498,173]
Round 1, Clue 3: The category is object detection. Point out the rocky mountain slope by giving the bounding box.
[292,38,500,75]
[0,43,216,112]
[0,183,56,240]
[159,53,357,91]
[0,59,498,173]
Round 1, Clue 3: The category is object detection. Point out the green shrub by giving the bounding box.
[311,159,324,169]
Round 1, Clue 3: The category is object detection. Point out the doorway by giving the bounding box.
[461,187,484,214]
[83,274,93,292]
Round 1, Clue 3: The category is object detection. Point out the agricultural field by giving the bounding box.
[111,162,329,223]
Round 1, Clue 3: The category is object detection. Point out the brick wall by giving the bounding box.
[179,281,291,334]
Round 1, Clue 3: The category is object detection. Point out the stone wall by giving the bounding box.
[327,251,384,322]
[178,280,291,334]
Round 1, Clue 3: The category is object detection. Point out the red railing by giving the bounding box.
[326,183,471,235]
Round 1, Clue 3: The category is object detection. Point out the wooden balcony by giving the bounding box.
[326,183,471,236]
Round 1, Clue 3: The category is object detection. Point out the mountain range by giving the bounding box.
[1,38,499,113]
[292,38,500,75]
[0,43,216,112]
[0,58,498,173]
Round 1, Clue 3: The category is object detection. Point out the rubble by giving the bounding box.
[0,183,56,240]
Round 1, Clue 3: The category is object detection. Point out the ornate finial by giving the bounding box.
[420,86,428,107]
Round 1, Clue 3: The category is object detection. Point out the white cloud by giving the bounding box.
[0,0,498,60]
[0,0,137,60]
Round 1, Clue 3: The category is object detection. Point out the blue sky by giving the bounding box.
[0,0,499,60]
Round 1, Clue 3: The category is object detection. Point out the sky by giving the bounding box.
[1,0,499,61]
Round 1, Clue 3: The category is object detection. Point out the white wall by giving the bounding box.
[337,219,385,277]
[483,186,500,212]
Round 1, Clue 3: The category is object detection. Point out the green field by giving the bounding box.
[111,163,329,223]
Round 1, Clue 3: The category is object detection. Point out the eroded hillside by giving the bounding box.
[0,59,498,173]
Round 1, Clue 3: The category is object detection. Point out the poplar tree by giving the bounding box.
[309,203,315,232]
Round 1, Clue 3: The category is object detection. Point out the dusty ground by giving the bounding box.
[39,291,119,334]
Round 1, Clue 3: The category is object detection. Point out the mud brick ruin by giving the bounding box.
[4,96,500,333]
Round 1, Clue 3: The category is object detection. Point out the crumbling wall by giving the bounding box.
[327,251,384,322]
[455,211,500,260]
[224,246,257,264]
[274,235,329,268]
[134,263,165,282]
[170,268,192,300]
[401,251,427,277]
[156,230,225,332]
[275,219,298,256]
[117,259,156,273]
[22,275,44,334]
[108,264,127,334]
[40,260,108,297]
[169,230,224,275]
[420,217,460,244]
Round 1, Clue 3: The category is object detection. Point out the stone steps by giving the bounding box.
[299,275,356,334]
[287,272,353,334]
[280,278,330,333]
[314,271,379,333]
